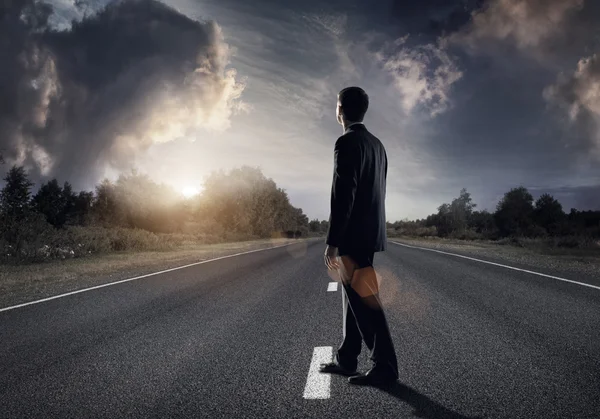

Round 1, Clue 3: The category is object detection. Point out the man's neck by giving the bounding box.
[342,120,363,132]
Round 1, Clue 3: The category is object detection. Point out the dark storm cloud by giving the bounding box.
[447,0,596,63]
[454,0,583,45]
[390,0,484,38]
[0,0,244,188]
[533,185,600,212]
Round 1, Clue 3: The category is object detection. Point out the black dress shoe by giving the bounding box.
[319,362,358,376]
[348,370,397,386]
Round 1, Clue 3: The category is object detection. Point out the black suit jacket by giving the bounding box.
[326,124,388,253]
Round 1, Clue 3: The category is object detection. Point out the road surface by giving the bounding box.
[1,240,599,418]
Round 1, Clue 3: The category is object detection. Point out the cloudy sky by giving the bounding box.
[2,0,600,220]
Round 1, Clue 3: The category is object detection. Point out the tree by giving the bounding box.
[435,203,452,237]
[469,210,496,236]
[72,191,94,226]
[93,179,122,226]
[494,187,535,237]
[433,189,476,237]
[0,166,51,253]
[309,219,321,233]
[533,193,565,236]
[0,166,34,221]
[113,170,179,232]
[567,209,600,237]
[61,182,77,225]
[449,188,476,234]
[32,179,65,227]
[199,166,306,238]
[292,207,309,237]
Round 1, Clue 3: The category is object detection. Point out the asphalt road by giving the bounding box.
[1,240,599,418]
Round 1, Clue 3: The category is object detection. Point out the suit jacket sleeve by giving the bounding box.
[326,137,359,247]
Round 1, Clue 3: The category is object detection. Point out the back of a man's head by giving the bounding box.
[338,87,369,122]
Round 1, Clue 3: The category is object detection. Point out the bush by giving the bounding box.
[547,235,600,249]
[0,225,260,264]
[0,212,57,262]
[449,229,483,240]
[526,225,548,239]
[415,226,438,237]
[496,237,527,247]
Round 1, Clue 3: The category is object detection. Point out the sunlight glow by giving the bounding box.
[181,185,201,198]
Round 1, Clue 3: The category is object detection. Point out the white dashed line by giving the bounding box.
[391,241,600,291]
[327,282,338,292]
[303,346,332,399]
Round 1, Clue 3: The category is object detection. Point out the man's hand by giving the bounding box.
[324,245,340,270]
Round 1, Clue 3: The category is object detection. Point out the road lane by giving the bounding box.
[347,243,600,419]
[1,240,599,418]
[0,240,334,418]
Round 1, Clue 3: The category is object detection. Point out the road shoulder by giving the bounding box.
[0,238,317,309]
[390,237,600,288]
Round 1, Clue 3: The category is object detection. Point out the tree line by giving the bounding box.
[0,165,310,261]
[388,187,600,246]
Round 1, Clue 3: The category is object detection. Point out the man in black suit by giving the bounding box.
[320,86,399,386]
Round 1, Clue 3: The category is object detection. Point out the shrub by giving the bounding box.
[547,235,600,249]
[449,229,483,240]
[526,225,548,239]
[0,225,259,264]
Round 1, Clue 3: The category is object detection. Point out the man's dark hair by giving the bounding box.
[338,86,369,122]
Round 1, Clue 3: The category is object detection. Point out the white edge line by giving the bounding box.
[390,241,600,291]
[303,346,332,399]
[0,241,310,313]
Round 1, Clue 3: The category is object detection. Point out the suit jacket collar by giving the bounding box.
[344,122,365,134]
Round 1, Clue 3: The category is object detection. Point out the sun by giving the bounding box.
[181,185,201,198]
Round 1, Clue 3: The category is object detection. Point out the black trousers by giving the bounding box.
[335,252,399,378]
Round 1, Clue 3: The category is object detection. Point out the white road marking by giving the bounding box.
[0,241,305,313]
[391,241,600,291]
[327,282,338,292]
[303,346,333,399]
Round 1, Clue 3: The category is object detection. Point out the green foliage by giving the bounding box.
[200,166,308,237]
[0,167,43,254]
[309,219,330,236]
[32,179,65,227]
[62,182,77,224]
[72,191,94,226]
[390,186,599,247]
[494,186,535,237]
[469,210,497,237]
[1,166,34,221]
[449,229,483,240]
[0,165,314,263]
[93,179,122,226]
[533,193,565,236]
[0,211,55,259]
[387,219,437,237]
[112,170,182,232]
[31,179,80,227]
[435,188,477,237]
